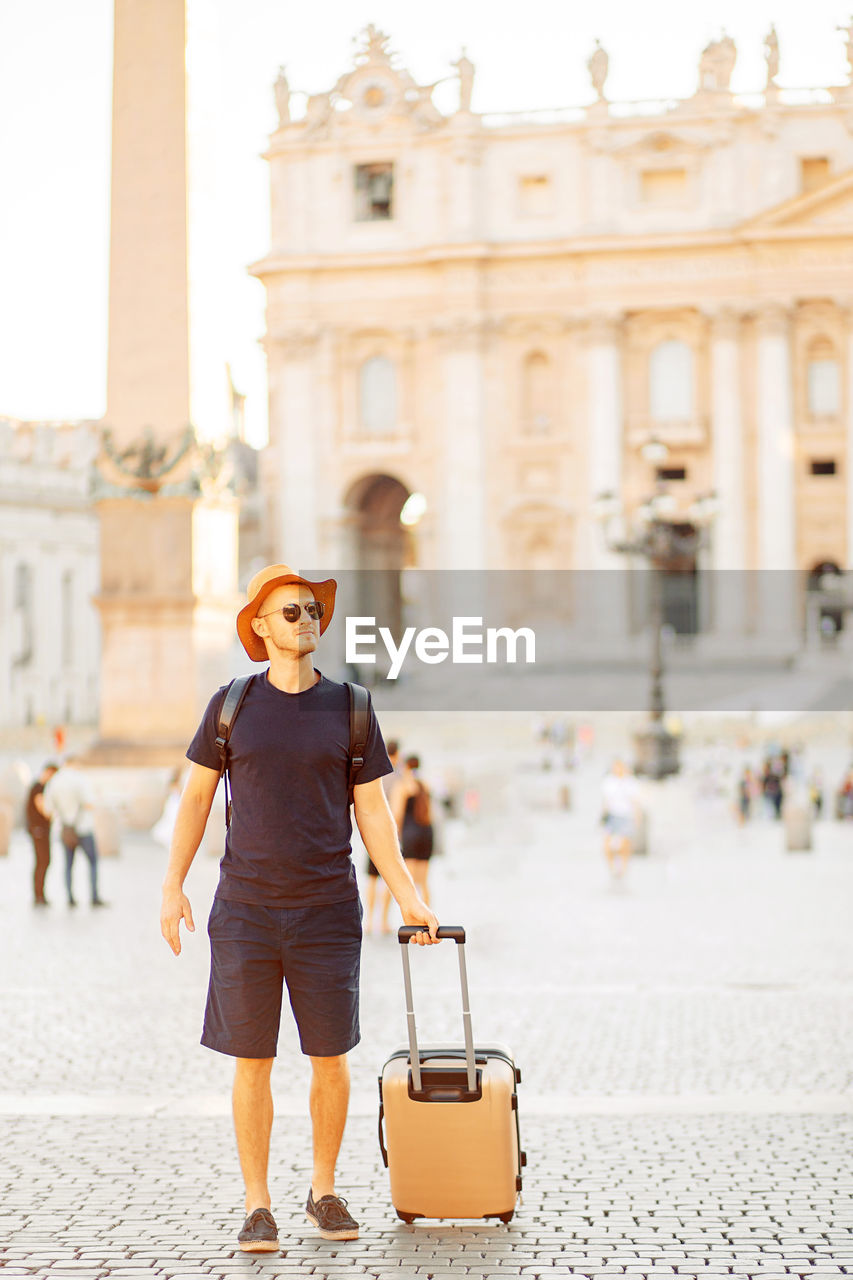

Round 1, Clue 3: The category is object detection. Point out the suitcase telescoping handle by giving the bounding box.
[398,925,477,1095]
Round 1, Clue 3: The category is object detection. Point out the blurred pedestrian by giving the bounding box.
[44,757,107,908]
[808,769,824,820]
[837,768,853,820]
[392,755,435,907]
[761,759,784,821]
[364,740,401,934]
[601,758,642,879]
[735,765,755,825]
[152,770,183,848]
[25,762,58,906]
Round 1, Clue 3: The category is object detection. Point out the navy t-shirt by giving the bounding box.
[187,670,392,908]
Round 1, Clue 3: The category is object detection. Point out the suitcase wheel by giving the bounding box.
[396,1210,417,1224]
[498,1211,514,1224]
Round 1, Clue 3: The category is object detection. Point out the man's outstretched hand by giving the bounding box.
[160,885,195,956]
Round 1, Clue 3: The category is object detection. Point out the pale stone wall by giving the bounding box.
[0,420,100,728]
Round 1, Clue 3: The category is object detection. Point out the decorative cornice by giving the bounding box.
[705,304,747,339]
[266,329,323,358]
[754,301,792,336]
[580,312,625,344]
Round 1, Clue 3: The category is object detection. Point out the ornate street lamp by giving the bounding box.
[594,444,719,779]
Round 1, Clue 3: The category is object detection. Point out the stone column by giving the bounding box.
[92,0,239,763]
[447,119,483,242]
[106,0,189,443]
[755,303,798,644]
[709,308,748,638]
[269,332,320,568]
[582,313,629,638]
[438,320,486,568]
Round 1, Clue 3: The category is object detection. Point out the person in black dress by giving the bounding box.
[391,755,434,907]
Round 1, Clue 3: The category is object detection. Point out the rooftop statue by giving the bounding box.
[587,39,610,100]
[274,66,291,126]
[698,34,737,92]
[764,25,780,87]
[837,18,853,79]
[453,48,475,113]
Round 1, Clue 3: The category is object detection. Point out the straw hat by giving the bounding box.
[237,563,337,662]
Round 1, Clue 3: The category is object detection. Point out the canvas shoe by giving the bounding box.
[306,1188,359,1240]
[237,1206,279,1253]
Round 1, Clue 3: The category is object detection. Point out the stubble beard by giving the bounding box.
[271,630,317,659]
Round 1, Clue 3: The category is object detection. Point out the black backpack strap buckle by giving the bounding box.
[345,682,370,806]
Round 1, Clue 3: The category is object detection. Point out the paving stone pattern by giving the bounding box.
[0,744,852,1277]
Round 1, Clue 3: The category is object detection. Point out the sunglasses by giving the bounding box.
[258,601,325,623]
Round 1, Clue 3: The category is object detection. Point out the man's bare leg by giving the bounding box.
[233,1056,274,1212]
[309,1053,350,1199]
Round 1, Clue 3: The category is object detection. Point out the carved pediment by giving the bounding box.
[609,128,725,157]
[740,169,853,233]
[300,26,444,138]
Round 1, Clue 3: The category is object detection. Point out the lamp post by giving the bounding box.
[593,446,719,779]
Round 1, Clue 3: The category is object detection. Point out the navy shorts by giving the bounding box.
[201,895,363,1059]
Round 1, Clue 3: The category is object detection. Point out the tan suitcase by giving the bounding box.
[378,925,525,1223]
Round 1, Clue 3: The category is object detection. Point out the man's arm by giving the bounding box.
[353,777,439,945]
[159,762,220,956]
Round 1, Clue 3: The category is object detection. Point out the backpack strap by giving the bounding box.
[215,674,254,827]
[345,681,370,805]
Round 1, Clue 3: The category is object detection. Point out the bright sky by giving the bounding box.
[0,0,850,446]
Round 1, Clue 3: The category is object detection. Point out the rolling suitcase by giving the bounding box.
[378,925,525,1223]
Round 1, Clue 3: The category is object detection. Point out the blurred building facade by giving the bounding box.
[0,419,101,726]
[253,26,853,632]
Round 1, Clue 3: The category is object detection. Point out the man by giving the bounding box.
[26,762,58,906]
[44,757,106,908]
[159,563,439,1253]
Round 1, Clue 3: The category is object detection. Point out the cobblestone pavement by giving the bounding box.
[1,740,852,1278]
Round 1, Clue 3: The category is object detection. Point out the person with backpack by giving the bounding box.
[158,563,438,1254]
[392,755,435,907]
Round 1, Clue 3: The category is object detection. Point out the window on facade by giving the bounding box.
[809,459,837,476]
[800,156,831,194]
[807,339,840,417]
[354,163,394,221]
[641,168,687,204]
[13,563,34,667]
[518,175,553,218]
[657,466,687,482]
[649,339,694,421]
[359,356,397,437]
[521,351,554,435]
[61,570,74,668]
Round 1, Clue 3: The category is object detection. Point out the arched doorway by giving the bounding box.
[344,474,410,637]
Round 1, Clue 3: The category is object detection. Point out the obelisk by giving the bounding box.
[93,0,238,763]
